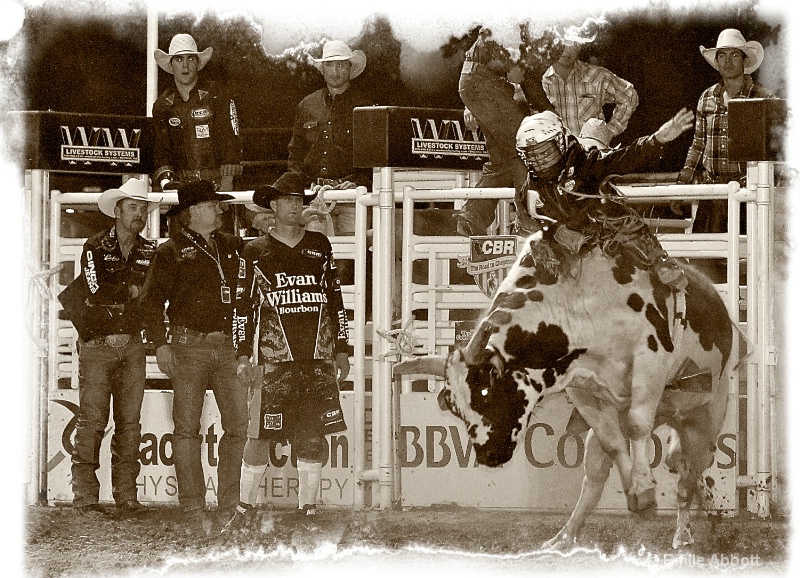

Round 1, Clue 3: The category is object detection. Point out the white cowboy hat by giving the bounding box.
[154,34,213,74]
[577,118,612,150]
[563,24,596,45]
[312,40,367,80]
[700,29,764,75]
[98,178,160,218]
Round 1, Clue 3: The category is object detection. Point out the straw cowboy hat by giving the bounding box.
[154,34,213,73]
[577,118,613,151]
[252,172,316,210]
[312,40,367,80]
[97,177,160,218]
[701,29,764,75]
[563,24,596,45]
[165,179,234,217]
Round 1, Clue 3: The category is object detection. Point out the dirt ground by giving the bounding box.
[23,503,791,577]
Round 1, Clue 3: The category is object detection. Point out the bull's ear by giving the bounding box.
[393,356,447,377]
[463,322,494,365]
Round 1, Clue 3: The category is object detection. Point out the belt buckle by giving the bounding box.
[105,334,131,348]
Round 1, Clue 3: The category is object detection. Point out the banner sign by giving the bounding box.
[398,393,738,511]
[5,110,154,174]
[353,106,488,170]
[47,390,355,507]
[457,235,518,297]
[47,389,737,512]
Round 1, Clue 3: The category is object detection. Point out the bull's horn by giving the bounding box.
[393,356,447,377]
[462,322,494,364]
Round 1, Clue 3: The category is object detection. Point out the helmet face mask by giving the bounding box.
[518,138,565,180]
[516,112,567,180]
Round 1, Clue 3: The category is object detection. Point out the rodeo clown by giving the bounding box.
[57,177,159,517]
[514,108,695,291]
[152,33,243,192]
[223,172,350,532]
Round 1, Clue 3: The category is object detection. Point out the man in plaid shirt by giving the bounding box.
[542,21,639,151]
[678,29,773,232]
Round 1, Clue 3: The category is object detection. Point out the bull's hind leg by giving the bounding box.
[542,429,613,551]
[669,416,720,548]
[626,356,668,512]
[664,430,695,548]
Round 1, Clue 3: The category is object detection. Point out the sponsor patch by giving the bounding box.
[191,108,210,120]
[195,124,210,139]
[169,117,181,127]
[301,248,323,259]
[230,100,239,136]
[180,246,198,259]
[84,250,99,294]
[263,413,283,430]
[238,257,246,279]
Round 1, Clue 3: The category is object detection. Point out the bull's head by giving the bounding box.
[394,322,530,468]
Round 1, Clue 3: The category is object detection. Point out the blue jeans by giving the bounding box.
[72,337,145,506]
[170,332,248,514]
[458,67,530,230]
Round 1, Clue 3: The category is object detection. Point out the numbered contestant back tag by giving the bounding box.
[221,285,232,304]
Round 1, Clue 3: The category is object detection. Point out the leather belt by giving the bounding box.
[172,325,230,344]
[84,334,132,348]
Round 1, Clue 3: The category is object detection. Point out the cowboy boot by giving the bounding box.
[626,226,688,291]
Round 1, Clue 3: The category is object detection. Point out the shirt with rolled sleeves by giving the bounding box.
[58,226,156,341]
[140,227,244,350]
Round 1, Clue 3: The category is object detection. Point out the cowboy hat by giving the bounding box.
[312,40,367,80]
[97,177,160,218]
[252,172,316,210]
[165,179,234,217]
[577,118,612,150]
[563,24,596,45]
[154,34,213,74]
[701,29,764,75]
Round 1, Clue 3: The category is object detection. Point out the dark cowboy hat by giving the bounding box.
[252,172,316,209]
[165,179,234,217]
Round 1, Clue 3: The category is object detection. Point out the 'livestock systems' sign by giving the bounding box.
[353,106,488,170]
[5,110,154,174]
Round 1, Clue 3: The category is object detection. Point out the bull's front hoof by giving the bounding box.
[626,487,657,512]
[541,532,576,552]
[672,525,695,549]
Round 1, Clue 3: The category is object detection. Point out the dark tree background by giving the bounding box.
[1,1,787,174]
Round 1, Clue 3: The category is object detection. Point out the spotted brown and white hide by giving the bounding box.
[394,230,737,549]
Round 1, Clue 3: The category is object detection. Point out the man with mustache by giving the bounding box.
[58,178,159,518]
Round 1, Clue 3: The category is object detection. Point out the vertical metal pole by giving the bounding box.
[754,160,773,516]
[146,8,159,117]
[352,187,369,508]
[374,167,395,509]
[745,163,759,504]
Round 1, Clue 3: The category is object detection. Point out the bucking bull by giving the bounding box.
[394,231,744,550]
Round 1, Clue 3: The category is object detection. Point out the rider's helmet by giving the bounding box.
[515,111,568,180]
